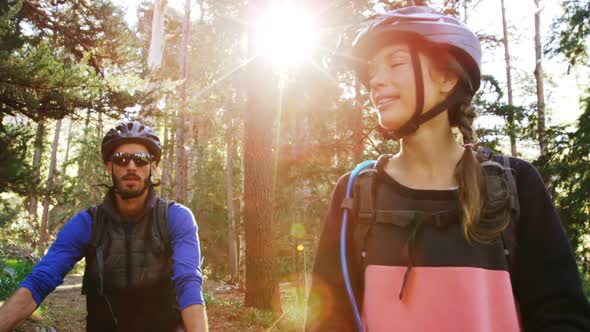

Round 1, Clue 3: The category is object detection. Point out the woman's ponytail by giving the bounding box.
[454,102,487,243]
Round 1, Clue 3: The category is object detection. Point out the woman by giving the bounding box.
[306,6,590,332]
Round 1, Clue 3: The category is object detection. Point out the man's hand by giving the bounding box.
[181,303,209,332]
[0,288,38,332]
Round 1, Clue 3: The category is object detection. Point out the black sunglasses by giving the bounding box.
[110,152,152,167]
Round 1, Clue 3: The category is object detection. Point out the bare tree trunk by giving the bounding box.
[173,85,186,204]
[165,124,175,199]
[77,109,91,175]
[534,0,547,156]
[243,0,281,312]
[38,119,62,256]
[238,62,247,288]
[501,0,517,157]
[28,120,46,226]
[145,0,168,126]
[188,112,197,205]
[189,1,205,208]
[226,114,238,283]
[161,118,170,198]
[148,0,167,71]
[60,117,74,178]
[97,111,103,138]
[174,0,191,204]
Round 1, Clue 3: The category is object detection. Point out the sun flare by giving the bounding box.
[255,4,318,69]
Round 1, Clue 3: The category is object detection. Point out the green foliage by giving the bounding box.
[67,120,110,213]
[70,260,85,275]
[0,0,148,226]
[0,195,27,231]
[0,0,23,50]
[203,292,222,306]
[474,75,528,149]
[534,91,590,272]
[0,42,99,121]
[204,291,241,307]
[0,197,37,245]
[548,0,590,66]
[0,122,33,195]
[243,307,277,328]
[0,258,34,300]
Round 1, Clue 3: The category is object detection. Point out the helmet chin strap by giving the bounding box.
[379,46,463,140]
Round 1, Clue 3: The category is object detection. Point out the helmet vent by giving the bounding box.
[102,121,163,163]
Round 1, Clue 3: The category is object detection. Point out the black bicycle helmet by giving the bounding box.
[101,121,162,163]
[351,6,482,139]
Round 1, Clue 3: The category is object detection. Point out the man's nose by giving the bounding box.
[125,160,139,169]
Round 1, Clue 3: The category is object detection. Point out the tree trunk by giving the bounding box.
[28,119,46,226]
[97,111,103,138]
[242,1,281,312]
[145,0,168,126]
[226,114,238,283]
[188,112,197,206]
[77,109,91,175]
[165,122,175,199]
[38,119,62,256]
[190,1,205,208]
[238,64,247,289]
[161,118,170,197]
[174,0,191,204]
[534,0,547,156]
[148,0,167,71]
[60,117,74,178]
[501,0,517,157]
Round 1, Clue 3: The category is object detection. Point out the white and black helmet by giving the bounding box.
[101,121,162,163]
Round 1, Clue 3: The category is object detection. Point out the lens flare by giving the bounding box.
[255,4,318,68]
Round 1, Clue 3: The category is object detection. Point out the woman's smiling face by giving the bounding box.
[368,43,455,132]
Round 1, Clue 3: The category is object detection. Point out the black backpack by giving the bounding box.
[346,147,520,276]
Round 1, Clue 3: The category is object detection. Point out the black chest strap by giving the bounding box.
[349,148,520,275]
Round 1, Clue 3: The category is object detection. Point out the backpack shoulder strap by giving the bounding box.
[153,198,172,248]
[87,205,107,250]
[498,155,519,273]
[477,147,520,274]
[351,154,392,267]
[83,204,107,296]
[500,155,520,221]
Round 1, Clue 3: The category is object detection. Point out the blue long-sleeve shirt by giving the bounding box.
[20,203,204,310]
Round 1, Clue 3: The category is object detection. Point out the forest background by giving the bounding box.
[1,0,590,327]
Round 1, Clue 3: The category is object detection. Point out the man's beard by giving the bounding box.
[112,173,150,200]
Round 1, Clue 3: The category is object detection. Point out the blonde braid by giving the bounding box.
[456,101,478,144]
[453,100,487,243]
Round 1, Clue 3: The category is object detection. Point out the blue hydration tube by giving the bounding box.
[341,160,376,332]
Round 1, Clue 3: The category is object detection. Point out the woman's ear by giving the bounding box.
[423,53,460,95]
[439,69,459,94]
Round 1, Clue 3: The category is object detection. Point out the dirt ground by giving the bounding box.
[12,274,274,332]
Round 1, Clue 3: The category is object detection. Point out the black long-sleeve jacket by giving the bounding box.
[307,157,590,331]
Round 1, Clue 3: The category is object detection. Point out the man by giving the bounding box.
[0,121,208,332]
